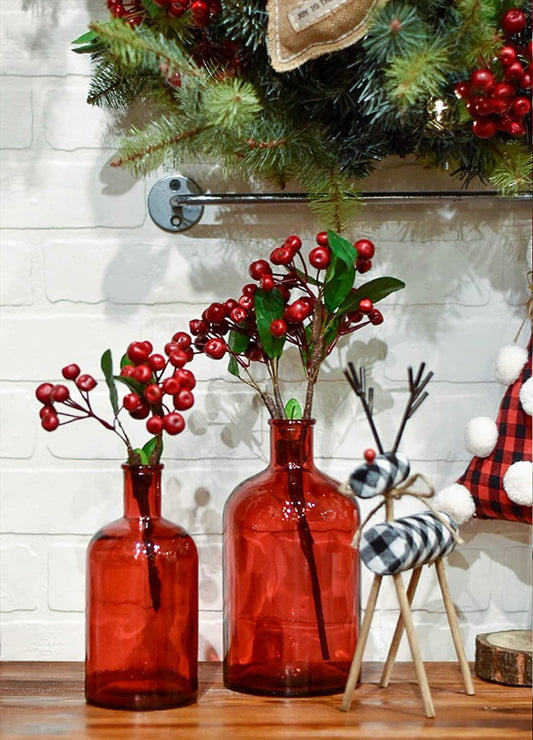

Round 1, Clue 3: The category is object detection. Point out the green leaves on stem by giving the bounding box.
[254,288,286,359]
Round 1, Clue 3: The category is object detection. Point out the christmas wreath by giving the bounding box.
[75,0,532,227]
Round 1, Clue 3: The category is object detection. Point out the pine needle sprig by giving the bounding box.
[487,141,533,196]
[363,2,429,65]
[386,38,451,108]
[203,78,263,129]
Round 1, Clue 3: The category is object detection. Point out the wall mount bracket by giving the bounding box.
[147,175,532,233]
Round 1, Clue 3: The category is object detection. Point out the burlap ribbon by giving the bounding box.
[266,0,384,72]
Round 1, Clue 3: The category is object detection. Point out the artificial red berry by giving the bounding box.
[472,117,497,138]
[284,300,310,324]
[50,384,70,403]
[162,377,181,395]
[474,98,495,116]
[168,349,188,368]
[230,306,248,323]
[309,246,331,270]
[127,341,152,364]
[120,365,135,378]
[501,8,526,34]
[249,260,272,280]
[131,364,152,384]
[148,354,166,371]
[171,331,192,350]
[36,383,54,404]
[470,69,495,92]
[204,338,227,359]
[163,411,185,435]
[238,294,254,309]
[205,302,227,324]
[40,405,54,419]
[369,309,384,325]
[270,319,287,337]
[146,415,164,435]
[242,283,258,296]
[504,61,524,80]
[144,384,163,404]
[260,274,275,290]
[354,238,375,260]
[76,374,97,392]
[498,46,518,67]
[512,96,531,116]
[489,96,512,114]
[364,448,376,463]
[123,393,141,411]
[454,81,470,99]
[315,231,329,247]
[189,319,209,336]
[493,82,515,99]
[224,298,239,314]
[284,235,302,252]
[41,412,59,432]
[191,0,208,17]
[173,389,194,411]
[508,119,525,136]
[356,259,372,274]
[519,72,532,89]
[174,368,196,390]
[245,342,263,362]
[62,364,80,381]
[359,298,374,314]
[347,310,363,324]
[270,246,292,266]
[129,400,150,419]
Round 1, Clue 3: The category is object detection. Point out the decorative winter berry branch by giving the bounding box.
[188,230,405,419]
[35,336,197,465]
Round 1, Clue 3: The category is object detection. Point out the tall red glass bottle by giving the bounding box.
[223,419,359,696]
[85,464,198,710]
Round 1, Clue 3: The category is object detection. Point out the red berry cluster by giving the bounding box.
[107,0,220,28]
[454,9,532,139]
[189,232,383,372]
[35,337,196,443]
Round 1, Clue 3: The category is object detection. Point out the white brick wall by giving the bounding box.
[1,0,531,665]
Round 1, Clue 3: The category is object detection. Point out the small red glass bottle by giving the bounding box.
[223,419,360,696]
[85,464,198,710]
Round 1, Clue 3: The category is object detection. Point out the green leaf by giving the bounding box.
[337,277,406,315]
[254,288,286,359]
[228,356,241,377]
[71,30,106,55]
[101,350,119,415]
[72,30,99,45]
[115,374,146,397]
[285,398,302,419]
[228,329,250,354]
[142,436,160,462]
[133,447,149,465]
[324,230,356,312]
[143,0,163,18]
[120,353,134,368]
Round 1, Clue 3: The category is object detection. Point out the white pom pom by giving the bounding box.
[434,483,476,525]
[519,377,533,416]
[503,461,532,506]
[494,345,528,385]
[464,417,498,457]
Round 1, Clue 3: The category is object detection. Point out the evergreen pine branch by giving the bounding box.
[203,78,262,129]
[363,3,429,65]
[386,39,450,107]
[89,19,202,79]
[487,142,533,195]
[304,170,363,233]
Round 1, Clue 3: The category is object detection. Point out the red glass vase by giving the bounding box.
[85,464,198,710]
[223,419,360,696]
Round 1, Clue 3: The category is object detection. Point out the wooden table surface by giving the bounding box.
[0,661,531,739]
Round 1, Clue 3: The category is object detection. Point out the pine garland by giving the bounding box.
[74,0,532,225]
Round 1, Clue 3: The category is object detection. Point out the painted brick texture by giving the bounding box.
[0,1,531,665]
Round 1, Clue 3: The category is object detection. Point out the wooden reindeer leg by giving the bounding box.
[392,571,435,718]
[380,565,423,688]
[340,574,382,712]
[435,558,475,696]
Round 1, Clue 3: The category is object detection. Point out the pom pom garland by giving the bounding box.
[519,377,533,416]
[503,461,533,506]
[464,417,498,457]
[494,345,528,385]
[433,483,476,525]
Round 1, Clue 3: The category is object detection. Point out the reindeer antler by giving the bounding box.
[391,363,433,454]
[344,364,384,454]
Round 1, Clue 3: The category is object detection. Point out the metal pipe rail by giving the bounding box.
[147,175,532,232]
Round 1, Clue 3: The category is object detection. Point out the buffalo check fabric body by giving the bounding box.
[458,339,532,524]
[349,452,410,499]
[360,511,458,575]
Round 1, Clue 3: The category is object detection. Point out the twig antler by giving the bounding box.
[344,364,384,454]
[391,363,433,454]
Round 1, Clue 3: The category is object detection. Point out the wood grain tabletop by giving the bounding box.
[1,661,531,739]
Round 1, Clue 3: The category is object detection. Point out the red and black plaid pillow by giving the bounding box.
[457,340,532,524]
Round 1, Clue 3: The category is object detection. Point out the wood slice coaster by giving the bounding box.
[475,629,532,686]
